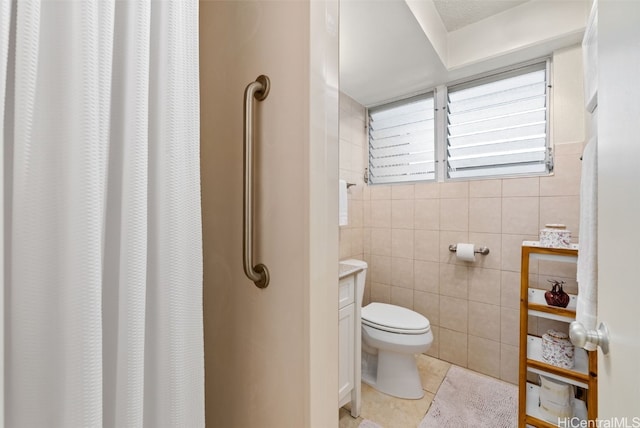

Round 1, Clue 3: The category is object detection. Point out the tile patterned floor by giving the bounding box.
[339,355,452,428]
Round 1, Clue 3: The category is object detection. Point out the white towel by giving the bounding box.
[577,138,598,350]
[339,179,349,226]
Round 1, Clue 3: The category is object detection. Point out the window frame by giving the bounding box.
[443,59,553,182]
[367,91,437,185]
[366,58,553,185]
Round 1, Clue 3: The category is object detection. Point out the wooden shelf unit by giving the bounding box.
[518,242,597,427]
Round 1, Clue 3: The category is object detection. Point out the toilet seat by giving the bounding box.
[362,303,430,335]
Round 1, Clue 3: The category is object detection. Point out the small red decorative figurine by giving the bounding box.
[544,279,570,308]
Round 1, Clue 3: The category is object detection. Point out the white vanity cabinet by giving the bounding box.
[338,275,355,404]
[338,261,364,417]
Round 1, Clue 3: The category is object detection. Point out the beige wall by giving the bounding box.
[338,93,367,266]
[201,1,339,426]
[308,0,340,425]
[339,45,585,384]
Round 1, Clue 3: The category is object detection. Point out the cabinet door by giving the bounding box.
[338,304,355,402]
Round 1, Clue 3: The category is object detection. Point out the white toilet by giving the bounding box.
[361,302,433,399]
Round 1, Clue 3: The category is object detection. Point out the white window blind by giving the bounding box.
[446,63,550,179]
[368,94,435,184]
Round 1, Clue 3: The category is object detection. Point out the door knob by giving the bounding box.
[569,321,610,355]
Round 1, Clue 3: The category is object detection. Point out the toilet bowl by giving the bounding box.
[361,302,432,399]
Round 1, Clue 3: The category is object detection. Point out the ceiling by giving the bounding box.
[340,0,590,107]
[340,0,448,109]
[433,0,529,32]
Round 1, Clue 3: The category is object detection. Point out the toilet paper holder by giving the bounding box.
[448,244,490,255]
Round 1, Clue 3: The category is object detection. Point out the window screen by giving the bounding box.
[446,63,550,179]
[368,94,435,184]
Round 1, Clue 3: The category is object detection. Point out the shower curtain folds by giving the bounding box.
[1,0,204,426]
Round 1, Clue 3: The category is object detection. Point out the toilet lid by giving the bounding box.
[362,303,430,334]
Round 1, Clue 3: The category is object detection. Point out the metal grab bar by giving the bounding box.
[243,75,271,289]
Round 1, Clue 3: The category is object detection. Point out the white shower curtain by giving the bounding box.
[1,0,204,427]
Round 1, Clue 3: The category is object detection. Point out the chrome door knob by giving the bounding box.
[569,321,610,355]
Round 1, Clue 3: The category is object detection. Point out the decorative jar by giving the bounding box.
[541,329,575,369]
[540,224,571,248]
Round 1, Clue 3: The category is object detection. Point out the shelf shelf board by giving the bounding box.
[527,289,577,322]
[525,383,587,427]
[522,241,578,263]
[528,288,577,312]
[525,416,560,428]
[528,306,575,323]
[526,335,589,388]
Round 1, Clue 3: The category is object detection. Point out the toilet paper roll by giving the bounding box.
[456,243,476,262]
